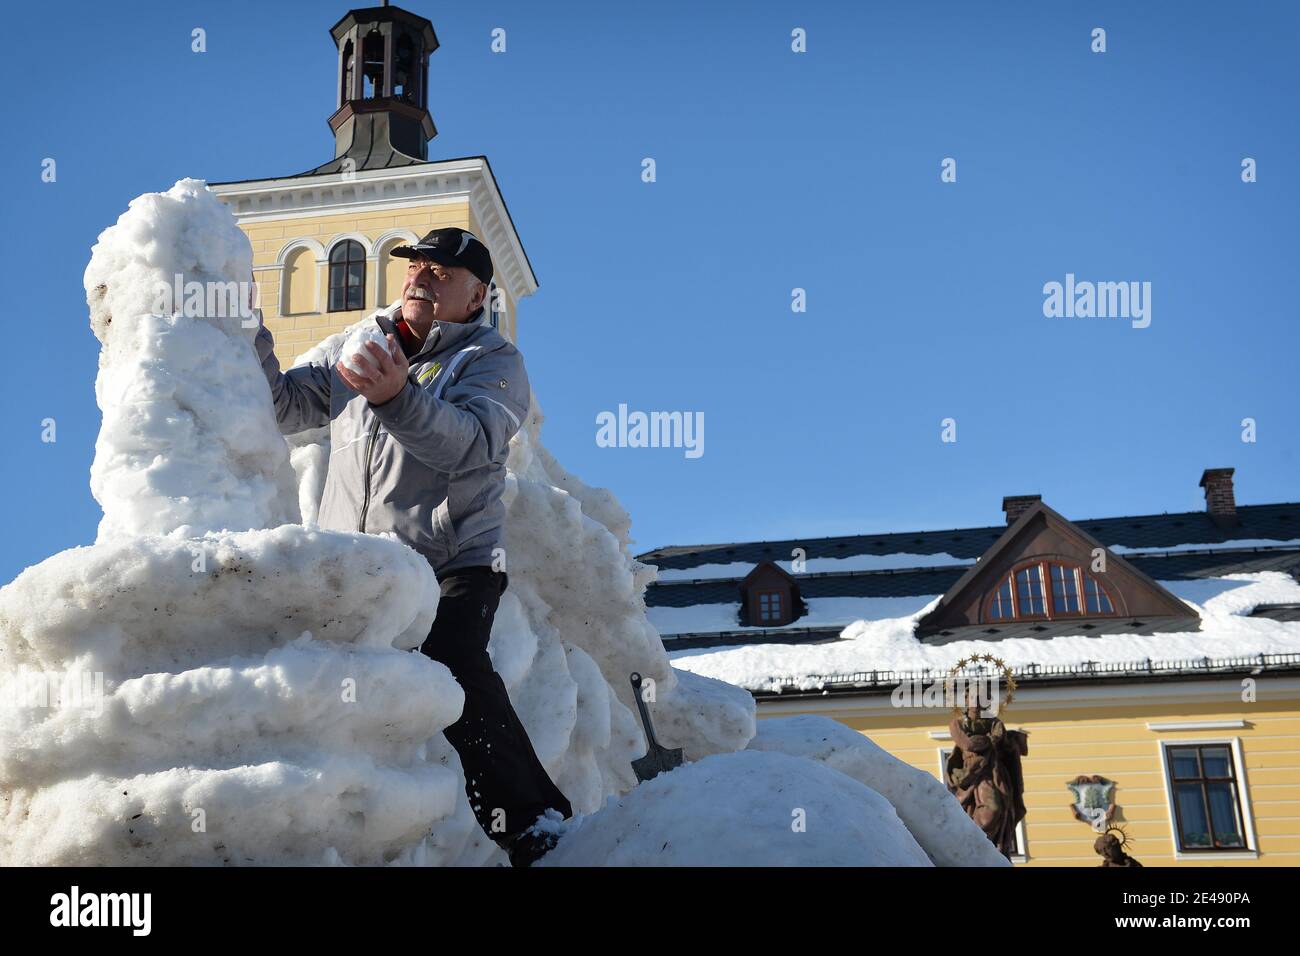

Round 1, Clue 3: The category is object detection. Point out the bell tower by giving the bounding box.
[210,0,539,354]
[321,3,439,172]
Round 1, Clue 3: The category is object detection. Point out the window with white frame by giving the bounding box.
[328,240,366,312]
[1163,743,1249,852]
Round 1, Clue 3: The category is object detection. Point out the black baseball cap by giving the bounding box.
[391,227,494,286]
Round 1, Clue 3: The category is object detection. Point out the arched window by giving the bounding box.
[380,239,410,309]
[284,246,318,315]
[394,34,417,104]
[984,561,1115,623]
[328,241,366,312]
[361,30,385,98]
[340,39,354,104]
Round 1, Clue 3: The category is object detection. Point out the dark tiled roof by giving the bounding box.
[922,616,1202,644]
[637,503,1300,571]
[648,565,963,607]
[1252,604,1300,622]
[645,546,1300,609]
[1129,547,1300,578]
[664,628,844,651]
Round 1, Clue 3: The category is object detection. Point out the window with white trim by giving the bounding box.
[1164,743,1248,852]
[328,240,366,312]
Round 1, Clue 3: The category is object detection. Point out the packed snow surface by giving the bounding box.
[0,527,482,865]
[650,594,940,636]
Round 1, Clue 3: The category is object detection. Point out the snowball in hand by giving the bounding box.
[340,325,392,375]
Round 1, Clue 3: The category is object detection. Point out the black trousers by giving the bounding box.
[419,566,573,842]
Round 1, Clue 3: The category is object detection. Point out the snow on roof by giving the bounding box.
[668,573,1300,693]
[649,578,1250,639]
[1109,538,1300,554]
[649,595,940,638]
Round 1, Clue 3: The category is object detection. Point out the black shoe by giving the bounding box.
[503,812,564,867]
[504,827,559,868]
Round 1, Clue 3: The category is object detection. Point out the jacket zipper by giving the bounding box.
[357,416,382,533]
[354,317,466,533]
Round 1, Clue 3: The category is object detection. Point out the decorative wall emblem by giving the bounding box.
[1067,775,1117,830]
[946,652,1018,717]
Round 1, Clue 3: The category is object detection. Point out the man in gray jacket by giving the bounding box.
[256,227,571,866]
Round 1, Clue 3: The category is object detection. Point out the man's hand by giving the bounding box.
[337,334,410,405]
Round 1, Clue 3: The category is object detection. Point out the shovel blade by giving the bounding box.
[632,745,684,782]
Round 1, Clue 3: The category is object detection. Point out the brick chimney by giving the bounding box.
[1199,468,1239,527]
[1002,494,1041,525]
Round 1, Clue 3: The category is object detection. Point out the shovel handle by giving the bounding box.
[629,672,662,749]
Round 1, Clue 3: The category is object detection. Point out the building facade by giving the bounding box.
[645,468,1300,866]
[209,4,536,360]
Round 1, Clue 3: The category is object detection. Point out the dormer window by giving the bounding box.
[1050,563,1080,613]
[740,561,804,628]
[916,500,1195,639]
[985,561,1115,623]
[756,590,784,623]
[1083,573,1114,614]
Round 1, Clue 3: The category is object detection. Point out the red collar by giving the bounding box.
[394,318,423,354]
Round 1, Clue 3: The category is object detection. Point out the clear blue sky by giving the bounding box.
[2,1,1297,582]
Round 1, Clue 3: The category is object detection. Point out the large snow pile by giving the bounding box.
[0,179,1004,866]
[541,716,1007,867]
[0,528,495,865]
[747,715,1008,866]
[540,749,934,866]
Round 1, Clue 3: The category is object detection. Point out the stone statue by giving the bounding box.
[1095,828,1143,867]
[946,704,1028,858]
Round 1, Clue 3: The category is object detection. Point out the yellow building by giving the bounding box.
[759,672,1299,866]
[645,471,1300,865]
[210,3,535,358]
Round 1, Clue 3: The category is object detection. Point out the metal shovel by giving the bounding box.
[629,672,684,782]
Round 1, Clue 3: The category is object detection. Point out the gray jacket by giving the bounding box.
[255,305,530,576]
